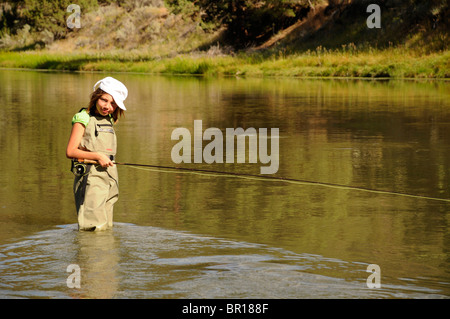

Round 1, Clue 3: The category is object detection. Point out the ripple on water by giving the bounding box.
[0,223,446,299]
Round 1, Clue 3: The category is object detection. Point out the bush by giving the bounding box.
[0,1,100,38]
[165,0,315,48]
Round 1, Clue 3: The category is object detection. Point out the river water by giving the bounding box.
[0,70,449,299]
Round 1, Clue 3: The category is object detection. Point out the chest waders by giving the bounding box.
[73,112,119,231]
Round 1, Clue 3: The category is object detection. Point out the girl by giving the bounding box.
[66,77,128,231]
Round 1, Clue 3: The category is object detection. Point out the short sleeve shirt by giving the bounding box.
[72,109,90,127]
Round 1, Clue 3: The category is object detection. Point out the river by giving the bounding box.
[0,70,448,298]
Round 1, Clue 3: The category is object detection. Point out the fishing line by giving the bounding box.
[114,161,450,203]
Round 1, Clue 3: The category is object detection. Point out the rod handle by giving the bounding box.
[77,159,99,164]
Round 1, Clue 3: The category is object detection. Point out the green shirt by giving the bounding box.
[71,109,90,127]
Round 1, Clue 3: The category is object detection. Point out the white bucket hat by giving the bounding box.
[93,77,128,111]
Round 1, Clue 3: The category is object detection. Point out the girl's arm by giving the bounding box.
[66,122,114,167]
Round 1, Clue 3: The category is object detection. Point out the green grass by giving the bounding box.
[0,47,448,79]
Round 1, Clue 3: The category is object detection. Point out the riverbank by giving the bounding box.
[1,48,448,79]
[1,1,448,79]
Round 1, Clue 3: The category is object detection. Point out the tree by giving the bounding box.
[166,0,314,48]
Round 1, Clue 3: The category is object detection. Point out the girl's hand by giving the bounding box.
[98,154,114,167]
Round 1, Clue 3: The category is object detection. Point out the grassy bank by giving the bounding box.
[1,1,447,79]
[1,48,448,79]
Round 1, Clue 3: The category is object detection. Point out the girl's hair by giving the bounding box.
[87,88,124,123]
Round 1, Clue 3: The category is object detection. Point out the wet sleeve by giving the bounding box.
[71,110,90,127]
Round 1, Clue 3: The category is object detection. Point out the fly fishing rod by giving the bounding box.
[74,159,450,203]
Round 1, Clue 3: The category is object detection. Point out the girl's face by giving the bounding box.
[96,93,117,116]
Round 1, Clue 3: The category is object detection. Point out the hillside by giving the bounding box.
[273,0,449,53]
[0,0,447,54]
[0,0,448,78]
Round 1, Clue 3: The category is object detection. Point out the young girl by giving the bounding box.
[66,77,128,231]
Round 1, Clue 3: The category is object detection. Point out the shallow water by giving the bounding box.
[0,223,445,298]
[0,70,449,298]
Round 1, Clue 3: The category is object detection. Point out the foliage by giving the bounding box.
[165,0,315,48]
[0,0,172,50]
[0,0,447,53]
[1,1,99,38]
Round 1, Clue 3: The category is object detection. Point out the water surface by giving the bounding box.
[0,70,449,298]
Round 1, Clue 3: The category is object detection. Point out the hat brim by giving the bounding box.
[110,93,126,111]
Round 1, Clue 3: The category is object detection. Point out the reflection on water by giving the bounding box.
[0,70,449,298]
[0,223,445,298]
[72,228,120,298]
